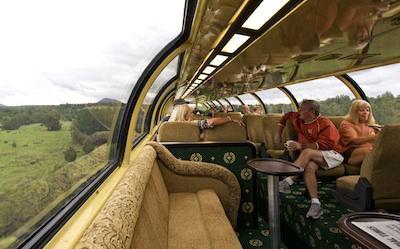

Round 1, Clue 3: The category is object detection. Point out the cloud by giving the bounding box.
[0,0,185,106]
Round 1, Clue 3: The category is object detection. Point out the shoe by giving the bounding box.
[278,180,291,194]
[306,203,323,219]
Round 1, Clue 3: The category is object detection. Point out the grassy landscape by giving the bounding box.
[0,122,82,193]
[0,121,109,248]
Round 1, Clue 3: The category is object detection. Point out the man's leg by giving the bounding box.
[303,161,319,199]
[296,149,327,219]
[285,149,325,182]
[280,148,324,193]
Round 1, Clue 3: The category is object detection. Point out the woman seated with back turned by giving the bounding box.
[169,102,243,136]
[339,99,381,166]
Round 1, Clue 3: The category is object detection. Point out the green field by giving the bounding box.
[0,122,108,248]
[0,122,81,193]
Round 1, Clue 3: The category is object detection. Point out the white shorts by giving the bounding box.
[320,150,344,170]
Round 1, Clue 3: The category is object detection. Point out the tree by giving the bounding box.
[42,115,61,131]
[1,114,26,130]
[64,147,77,162]
[73,108,108,135]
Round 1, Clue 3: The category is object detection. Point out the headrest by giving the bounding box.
[157,122,200,142]
[203,122,247,141]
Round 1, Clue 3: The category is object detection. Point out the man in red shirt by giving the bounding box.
[274,100,343,219]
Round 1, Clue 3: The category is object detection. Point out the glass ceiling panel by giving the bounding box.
[286,77,355,116]
[237,93,259,105]
[348,63,400,98]
[348,63,400,124]
[143,56,179,105]
[218,98,230,107]
[256,88,291,105]
[226,97,242,112]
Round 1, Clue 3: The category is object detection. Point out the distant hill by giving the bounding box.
[97,98,121,104]
[0,104,6,107]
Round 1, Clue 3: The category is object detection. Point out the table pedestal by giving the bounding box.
[268,175,280,249]
[247,158,303,249]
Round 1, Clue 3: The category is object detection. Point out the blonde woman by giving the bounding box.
[169,103,243,131]
[339,100,381,166]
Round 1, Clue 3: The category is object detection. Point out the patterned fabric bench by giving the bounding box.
[161,141,258,229]
[75,142,242,249]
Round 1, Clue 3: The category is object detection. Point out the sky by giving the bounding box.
[1,1,399,107]
[0,0,185,106]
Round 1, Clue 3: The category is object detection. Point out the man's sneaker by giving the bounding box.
[306,203,323,219]
[278,180,291,194]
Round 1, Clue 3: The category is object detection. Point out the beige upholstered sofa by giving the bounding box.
[75,142,242,249]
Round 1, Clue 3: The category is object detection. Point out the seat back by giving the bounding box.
[245,114,265,143]
[360,124,400,207]
[157,122,200,142]
[215,112,243,120]
[263,114,286,150]
[327,116,344,129]
[203,122,247,141]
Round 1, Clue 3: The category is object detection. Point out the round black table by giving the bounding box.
[247,158,303,249]
[338,212,400,249]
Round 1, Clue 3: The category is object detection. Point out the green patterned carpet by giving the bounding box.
[254,178,362,249]
[238,216,287,249]
[279,180,360,249]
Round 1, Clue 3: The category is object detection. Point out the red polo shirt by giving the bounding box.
[278,112,342,152]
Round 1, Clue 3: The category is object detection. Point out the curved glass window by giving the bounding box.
[237,93,262,114]
[136,56,179,139]
[218,99,232,111]
[256,88,292,114]
[0,0,185,247]
[286,77,355,116]
[212,101,222,110]
[348,63,400,124]
[218,98,230,106]
[226,97,242,112]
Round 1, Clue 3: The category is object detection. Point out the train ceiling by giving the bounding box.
[178,0,400,101]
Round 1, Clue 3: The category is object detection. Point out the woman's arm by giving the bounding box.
[207,116,232,127]
[207,116,244,127]
[348,134,378,145]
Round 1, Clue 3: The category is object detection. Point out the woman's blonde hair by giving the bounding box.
[344,99,376,125]
[169,104,192,122]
